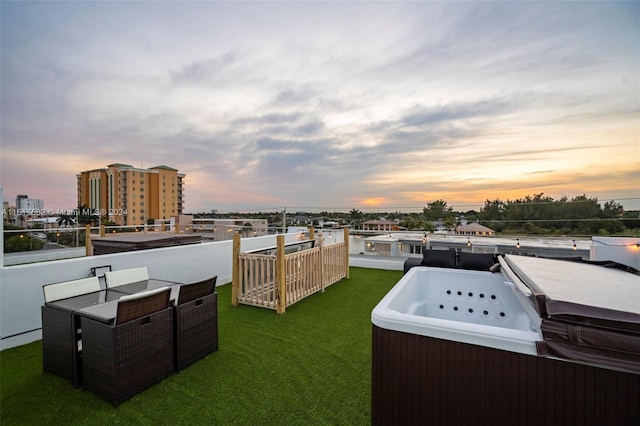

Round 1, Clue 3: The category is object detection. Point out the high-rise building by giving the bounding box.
[77,163,185,226]
[15,195,44,213]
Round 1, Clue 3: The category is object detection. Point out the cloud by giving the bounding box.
[1,1,638,213]
[170,53,238,86]
[233,112,302,126]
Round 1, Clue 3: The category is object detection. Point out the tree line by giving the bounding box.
[401,194,638,235]
[196,193,638,236]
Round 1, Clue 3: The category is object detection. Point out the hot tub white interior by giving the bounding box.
[372,266,542,355]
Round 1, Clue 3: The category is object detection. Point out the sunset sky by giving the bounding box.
[1,1,638,213]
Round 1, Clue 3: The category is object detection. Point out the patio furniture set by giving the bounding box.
[41,266,218,406]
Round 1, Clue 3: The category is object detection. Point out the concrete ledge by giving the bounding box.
[349,254,405,271]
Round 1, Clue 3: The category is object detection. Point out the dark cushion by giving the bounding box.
[421,250,457,268]
[115,287,171,325]
[457,252,496,271]
[403,257,423,274]
[177,276,217,305]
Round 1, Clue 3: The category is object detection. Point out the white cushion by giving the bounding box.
[43,276,101,302]
[118,286,169,303]
[105,267,149,288]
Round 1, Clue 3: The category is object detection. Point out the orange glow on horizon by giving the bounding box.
[360,197,388,207]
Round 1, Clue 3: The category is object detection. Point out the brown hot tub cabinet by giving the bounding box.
[371,255,639,425]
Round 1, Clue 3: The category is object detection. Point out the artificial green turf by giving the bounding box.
[0,267,402,425]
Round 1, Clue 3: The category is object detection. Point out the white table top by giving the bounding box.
[78,280,181,322]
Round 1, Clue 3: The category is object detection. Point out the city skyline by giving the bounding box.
[1,2,639,213]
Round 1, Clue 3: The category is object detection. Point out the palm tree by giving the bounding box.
[349,209,364,230]
[57,214,75,228]
[76,205,98,226]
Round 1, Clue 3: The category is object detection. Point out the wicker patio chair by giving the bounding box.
[81,287,174,406]
[41,276,102,386]
[173,276,219,371]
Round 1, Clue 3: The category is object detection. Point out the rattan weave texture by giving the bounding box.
[174,292,218,371]
[81,307,174,406]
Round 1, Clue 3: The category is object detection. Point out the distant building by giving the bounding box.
[322,220,341,228]
[431,221,453,233]
[185,217,269,241]
[3,201,13,225]
[16,195,27,209]
[362,219,404,232]
[15,195,44,213]
[12,195,44,226]
[77,163,185,226]
[291,215,314,226]
[26,216,59,230]
[456,222,495,236]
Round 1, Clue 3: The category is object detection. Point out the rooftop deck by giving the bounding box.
[1,233,637,423]
[1,267,402,424]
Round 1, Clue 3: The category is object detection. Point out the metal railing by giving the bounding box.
[0,223,610,267]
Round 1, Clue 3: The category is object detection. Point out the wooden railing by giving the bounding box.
[284,246,321,307]
[232,228,349,313]
[237,252,277,309]
[321,240,348,289]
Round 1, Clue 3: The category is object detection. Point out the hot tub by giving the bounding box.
[371,256,639,426]
[373,266,542,356]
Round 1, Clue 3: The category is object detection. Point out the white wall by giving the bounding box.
[590,236,640,269]
[0,232,302,350]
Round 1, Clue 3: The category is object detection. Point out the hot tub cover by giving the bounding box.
[538,318,640,373]
[502,254,640,373]
[92,234,202,255]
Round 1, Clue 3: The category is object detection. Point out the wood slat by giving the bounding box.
[372,326,640,426]
[236,241,347,312]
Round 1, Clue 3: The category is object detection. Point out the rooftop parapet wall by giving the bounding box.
[591,236,640,269]
[0,232,303,351]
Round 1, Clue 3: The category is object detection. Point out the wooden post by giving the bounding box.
[318,235,325,293]
[276,234,286,314]
[99,224,105,237]
[344,227,350,279]
[232,232,241,306]
[85,224,93,256]
[309,225,318,291]
[161,222,166,232]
